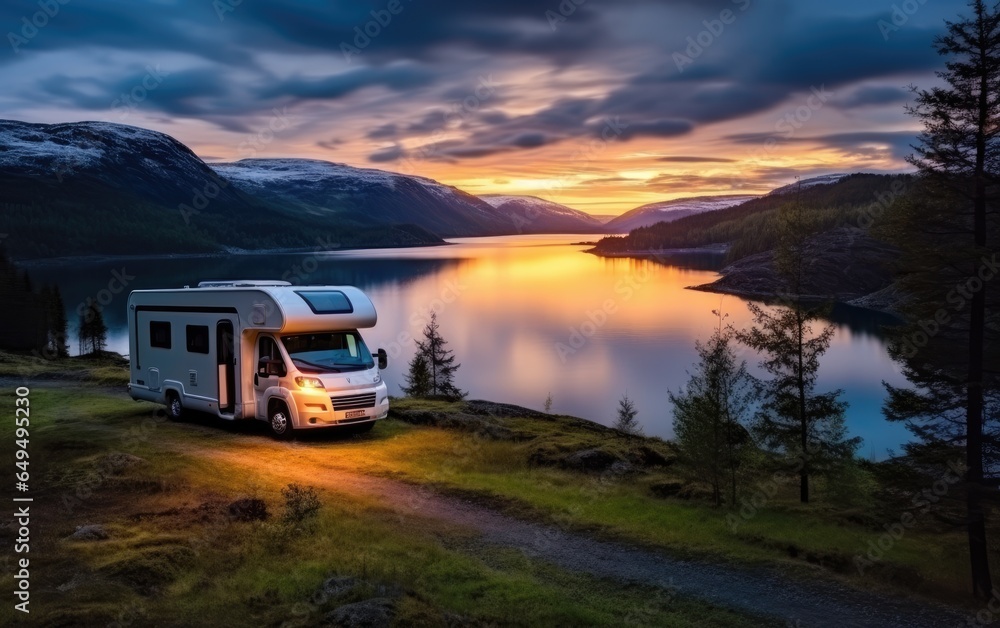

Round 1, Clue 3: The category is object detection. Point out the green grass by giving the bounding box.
[0,385,767,626]
[0,350,130,385]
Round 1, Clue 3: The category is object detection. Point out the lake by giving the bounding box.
[27,234,912,457]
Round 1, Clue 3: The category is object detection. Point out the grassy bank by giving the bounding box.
[0,352,982,624]
[0,355,764,626]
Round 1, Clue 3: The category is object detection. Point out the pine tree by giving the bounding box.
[878,0,1000,598]
[738,303,858,504]
[543,393,553,413]
[45,284,68,358]
[78,301,108,355]
[413,312,466,400]
[671,310,756,506]
[737,201,860,503]
[401,352,432,397]
[614,393,641,435]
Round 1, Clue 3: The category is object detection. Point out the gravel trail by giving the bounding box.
[177,438,969,628]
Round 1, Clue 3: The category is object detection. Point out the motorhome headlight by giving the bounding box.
[294,376,325,390]
[373,372,381,384]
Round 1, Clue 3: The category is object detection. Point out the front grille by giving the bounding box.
[331,392,377,411]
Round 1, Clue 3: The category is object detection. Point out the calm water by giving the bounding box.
[28,234,911,457]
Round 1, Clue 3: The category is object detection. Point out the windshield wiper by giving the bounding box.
[292,358,341,372]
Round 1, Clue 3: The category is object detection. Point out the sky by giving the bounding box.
[0,0,966,214]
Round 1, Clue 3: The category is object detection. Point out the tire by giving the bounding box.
[166,392,184,422]
[268,402,293,440]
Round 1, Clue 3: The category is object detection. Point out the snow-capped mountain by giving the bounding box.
[479,195,606,233]
[0,119,249,209]
[604,195,758,233]
[0,120,446,258]
[211,158,519,238]
[767,174,849,196]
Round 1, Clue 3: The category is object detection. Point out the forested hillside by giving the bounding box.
[592,174,911,262]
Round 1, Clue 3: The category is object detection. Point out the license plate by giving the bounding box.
[344,410,367,419]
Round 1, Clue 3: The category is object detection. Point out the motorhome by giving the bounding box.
[126,281,389,438]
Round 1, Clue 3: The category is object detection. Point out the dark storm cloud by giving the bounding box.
[2,0,949,163]
[614,119,693,141]
[839,85,912,109]
[723,130,918,161]
[367,123,399,140]
[368,143,407,162]
[257,64,437,101]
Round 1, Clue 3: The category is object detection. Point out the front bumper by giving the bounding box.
[290,384,389,429]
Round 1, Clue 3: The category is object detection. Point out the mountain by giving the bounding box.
[0,120,442,259]
[479,195,606,233]
[212,159,522,238]
[604,195,759,233]
[590,173,915,310]
[767,173,849,196]
[591,174,912,261]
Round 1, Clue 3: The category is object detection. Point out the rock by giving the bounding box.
[693,227,898,305]
[629,444,675,467]
[228,497,268,522]
[606,460,636,477]
[561,448,621,472]
[325,598,396,627]
[67,524,109,541]
[474,423,516,441]
[316,576,359,601]
[649,480,685,498]
[461,400,548,419]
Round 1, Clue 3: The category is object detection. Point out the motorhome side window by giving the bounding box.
[186,325,209,354]
[150,321,171,349]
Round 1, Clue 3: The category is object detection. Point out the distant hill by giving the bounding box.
[767,173,849,196]
[604,195,758,233]
[212,159,523,238]
[0,120,443,259]
[591,173,913,263]
[479,195,606,233]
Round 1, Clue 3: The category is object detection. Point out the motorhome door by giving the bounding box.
[253,335,283,419]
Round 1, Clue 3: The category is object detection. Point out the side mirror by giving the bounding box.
[377,348,388,370]
[258,358,286,377]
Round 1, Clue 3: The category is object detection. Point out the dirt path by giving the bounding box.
[168,436,968,628]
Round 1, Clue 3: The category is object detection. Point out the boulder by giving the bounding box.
[67,524,109,541]
[325,598,396,627]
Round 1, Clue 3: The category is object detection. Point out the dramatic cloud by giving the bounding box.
[0,0,959,211]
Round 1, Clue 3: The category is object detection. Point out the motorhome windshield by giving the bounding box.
[281,331,375,373]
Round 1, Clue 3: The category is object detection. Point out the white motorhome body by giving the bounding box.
[127,281,389,437]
